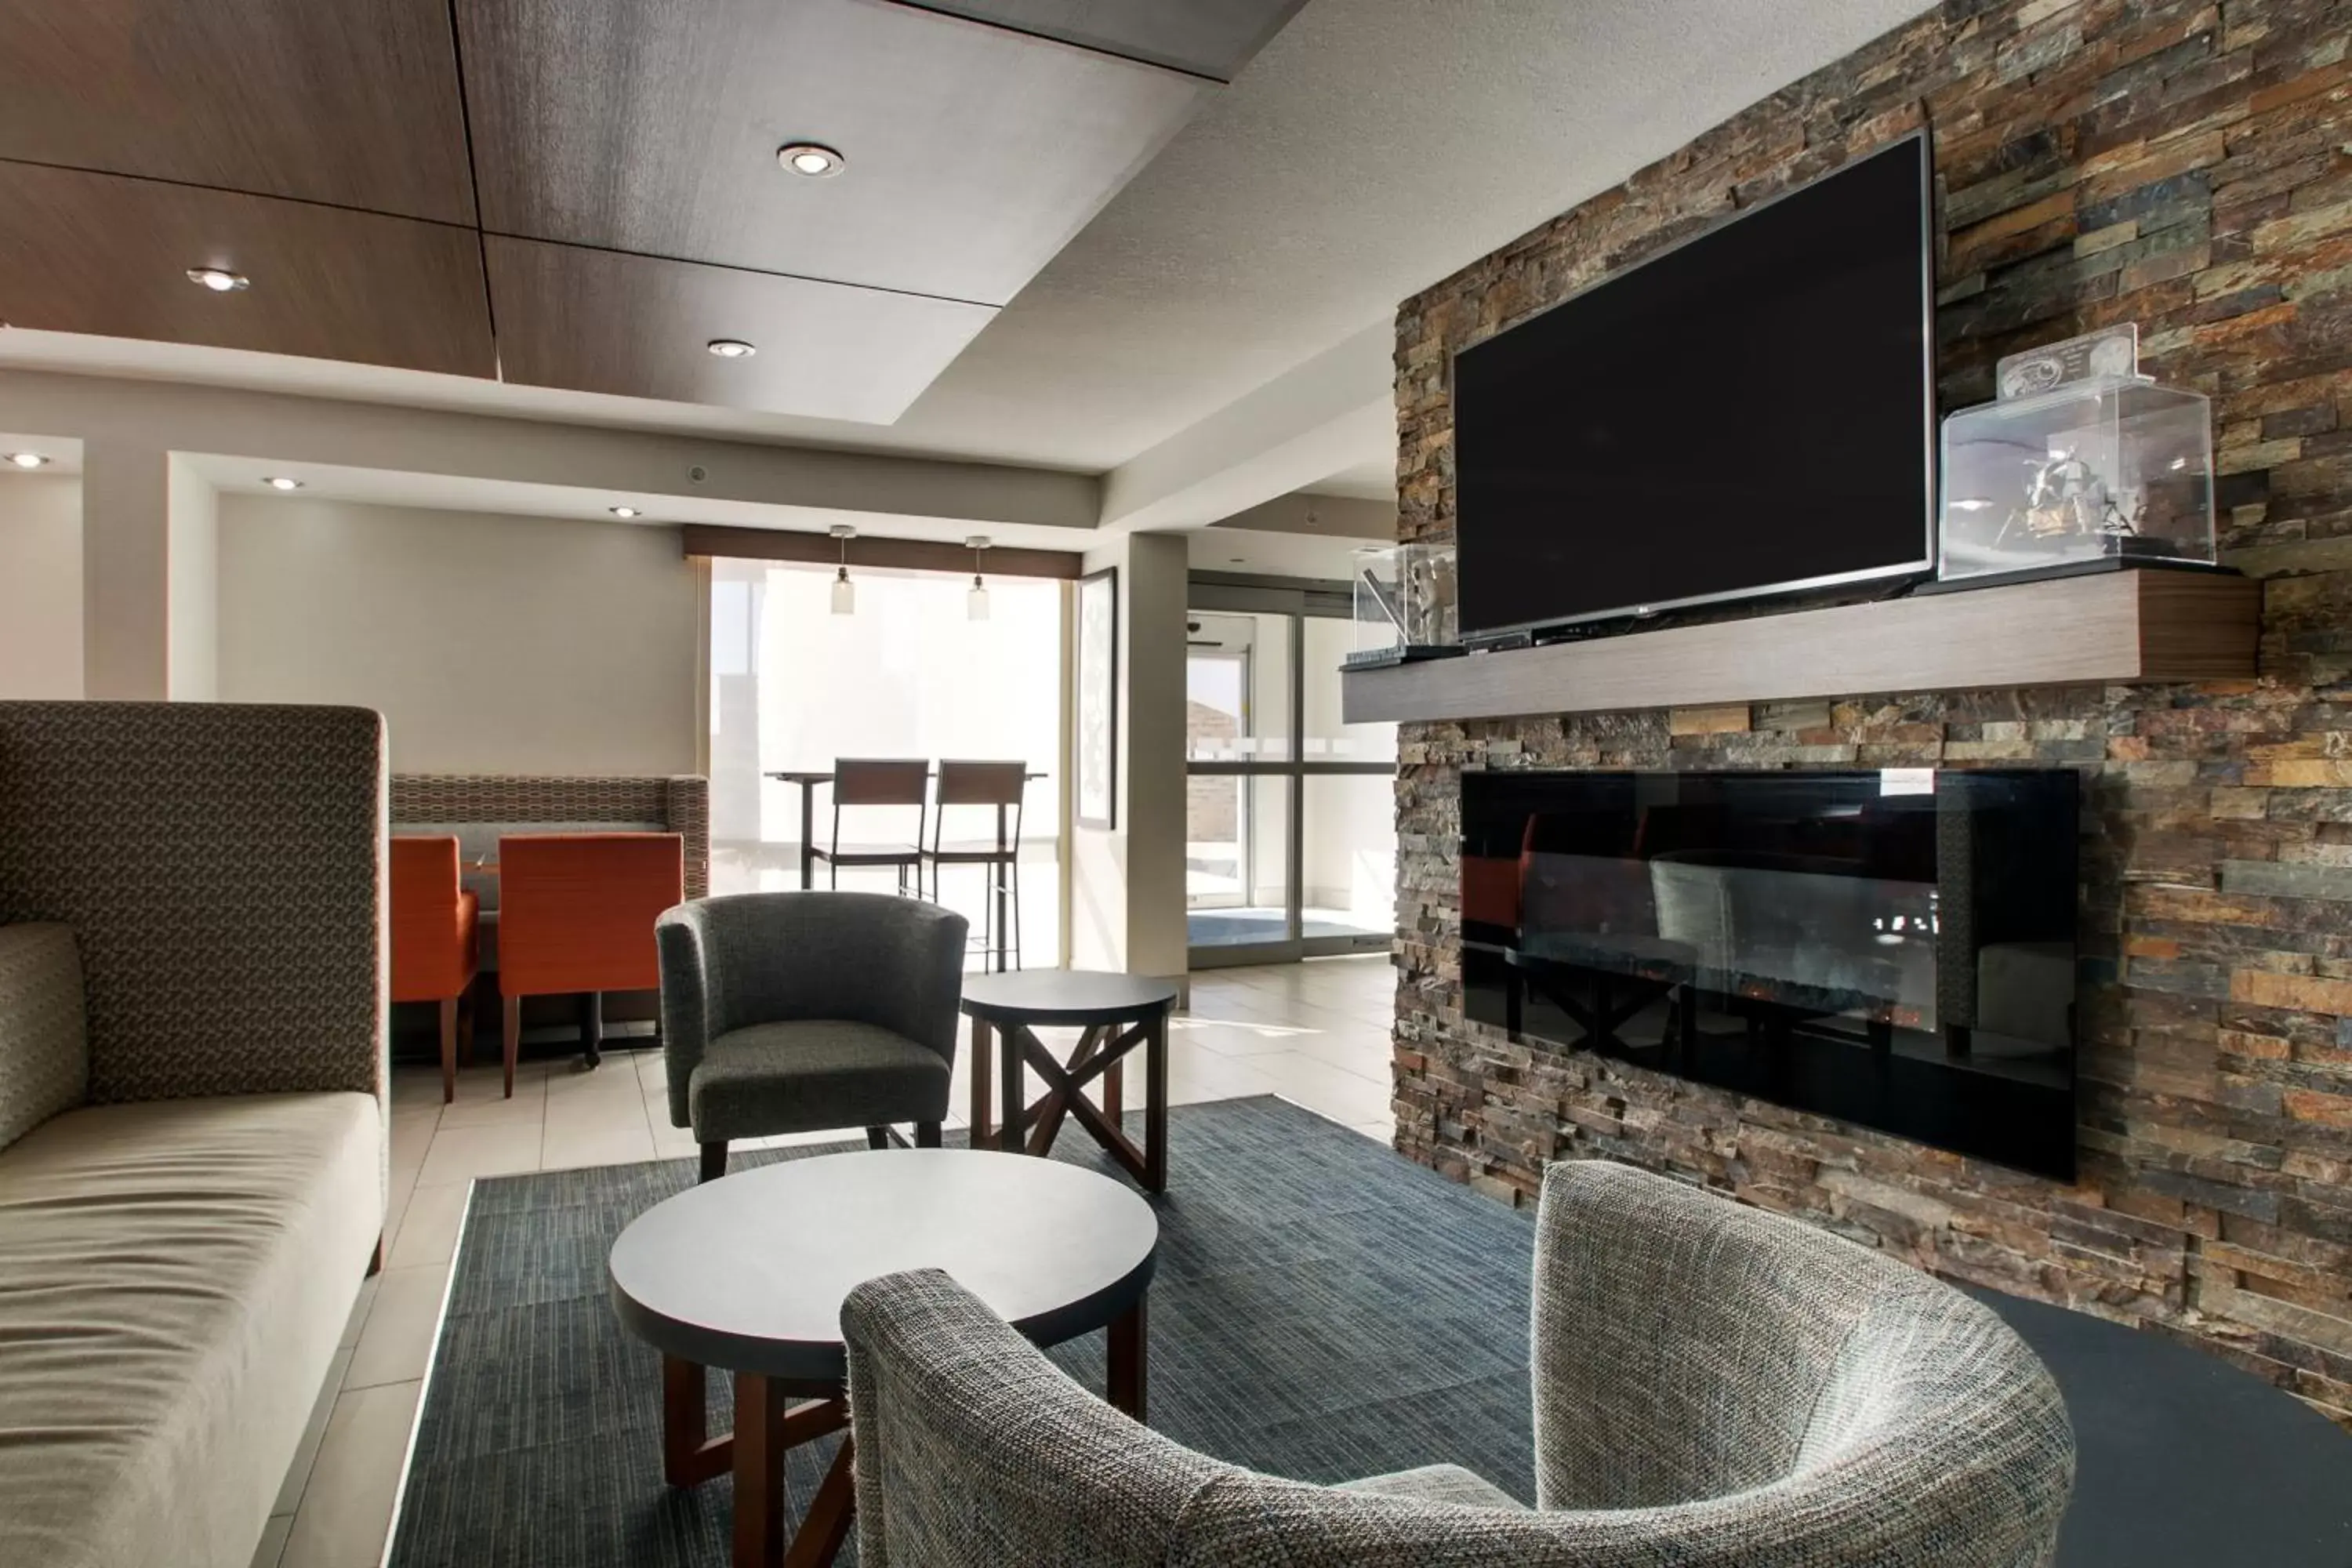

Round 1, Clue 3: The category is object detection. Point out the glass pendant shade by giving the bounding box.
[967,575,990,621]
[831,566,855,615]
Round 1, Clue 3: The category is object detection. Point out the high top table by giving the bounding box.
[962,969,1180,1192]
[609,1149,1158,1568]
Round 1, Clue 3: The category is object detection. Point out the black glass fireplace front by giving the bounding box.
[1461,768,2078,1179]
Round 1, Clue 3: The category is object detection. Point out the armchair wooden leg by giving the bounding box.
[438,997,459,1105]
[502,994,521,1098]
[915,1120,942,1148]
[699,1141,728,1182]
[866,1126,891,1150]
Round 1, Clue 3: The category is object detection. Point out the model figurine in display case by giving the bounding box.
[1937,325,2216,587]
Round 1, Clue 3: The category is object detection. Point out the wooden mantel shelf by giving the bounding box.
[1341,569,2261,725]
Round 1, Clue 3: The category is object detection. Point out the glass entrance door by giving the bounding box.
[1185,582,1396,967]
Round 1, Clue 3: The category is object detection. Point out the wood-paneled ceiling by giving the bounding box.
[0,0,1305,426]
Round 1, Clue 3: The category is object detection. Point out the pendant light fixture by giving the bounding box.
[829,524,857,615]
[966,535,993,621]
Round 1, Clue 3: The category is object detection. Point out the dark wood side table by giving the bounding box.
[961,969,1180,1192]
[609,1149,1157,1568]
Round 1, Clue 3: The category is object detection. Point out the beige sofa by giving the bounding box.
[0,701,388,1568]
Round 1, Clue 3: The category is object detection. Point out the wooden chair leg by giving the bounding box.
[866,1126,891,1150]
[699,1140,728,1182]
[438,996,459,1105]
[915,1120,942,1148]
[502,994,521,1098]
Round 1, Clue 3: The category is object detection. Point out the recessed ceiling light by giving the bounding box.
[3,451,49,469]
[262,475,303,491]
[706,339,757,358]
[610,505,643,518]
[187,267,250,292]
[778,143,844,178]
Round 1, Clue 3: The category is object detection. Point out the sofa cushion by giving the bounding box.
[0,924,87,1152]
[689,1019,950,1140]
[1338,1464,1524,1509]
[0,1091,382,1568]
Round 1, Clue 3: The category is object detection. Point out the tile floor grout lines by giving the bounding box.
[266,956,1397,1568]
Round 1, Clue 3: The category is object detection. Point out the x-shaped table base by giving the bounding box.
[969,1013,1170,1192]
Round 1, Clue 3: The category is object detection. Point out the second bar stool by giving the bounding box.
[924,759,1028,971]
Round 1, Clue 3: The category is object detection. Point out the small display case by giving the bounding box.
[1938,374,2216,586]
[1347,542,1462,669]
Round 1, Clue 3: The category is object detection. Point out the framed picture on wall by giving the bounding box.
[1075,567,1117,829]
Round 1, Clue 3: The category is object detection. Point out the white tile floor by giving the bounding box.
[256,955,1397,1568]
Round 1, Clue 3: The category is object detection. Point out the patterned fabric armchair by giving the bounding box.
[841,1160,2075,1567]
[656,891,966,1180]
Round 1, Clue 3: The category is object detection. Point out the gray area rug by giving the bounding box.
[387,1097,1534,1567]
[388,1094,2352,1568]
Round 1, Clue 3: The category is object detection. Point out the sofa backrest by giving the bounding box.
[390,774,710,898]
[0,923,88,1150]
[0,701,386,1105]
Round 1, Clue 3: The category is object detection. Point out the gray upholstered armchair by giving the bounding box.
[655,891,967,1180]
[841,1160,2076,1567]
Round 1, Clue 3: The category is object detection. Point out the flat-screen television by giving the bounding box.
[1454,134,1936,641]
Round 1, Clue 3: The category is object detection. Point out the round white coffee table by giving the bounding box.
[608,1147,1157,1568]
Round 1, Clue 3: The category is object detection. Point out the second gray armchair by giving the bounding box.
[655,891,968,1180]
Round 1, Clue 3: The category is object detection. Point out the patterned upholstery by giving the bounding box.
[390,775,710,898]
[0,702,387,1110]
[840,1160,2076,1567]
[655,891,965,1139]
[0,924,88,1151]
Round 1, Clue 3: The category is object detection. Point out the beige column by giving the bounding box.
[79,444,216,701]
[81,439,170,700]
[1068,530,1189,982]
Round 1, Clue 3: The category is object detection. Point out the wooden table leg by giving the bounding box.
[998,1022,1028,1152]
[733,1371,788,1568]
[968,1018,993,1145]
[1108,1297,1149,1422]
[783,1437,857,1568]
[664,1356,731,1486]
[1144,1008,1169,1193]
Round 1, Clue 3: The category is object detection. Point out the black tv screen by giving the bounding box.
[1454,135,1935,639]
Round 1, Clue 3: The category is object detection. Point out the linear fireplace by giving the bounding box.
[1460,769,2078,1179]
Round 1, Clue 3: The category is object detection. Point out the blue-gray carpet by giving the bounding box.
[388,1095,2352,1568]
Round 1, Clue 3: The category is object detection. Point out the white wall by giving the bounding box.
[0,474,84,698]
[217,497,699,775]
[165,456,216,700]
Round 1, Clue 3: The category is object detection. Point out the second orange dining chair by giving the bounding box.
[497,833,684,1096]
[390,836,481,1104]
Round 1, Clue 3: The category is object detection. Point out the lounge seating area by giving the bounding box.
[6,2,2352,1566]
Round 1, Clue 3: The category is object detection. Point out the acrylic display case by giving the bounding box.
[1346,541,1461,668]
[1938,375,2216,586]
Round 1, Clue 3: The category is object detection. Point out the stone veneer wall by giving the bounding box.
[1390,0,2352,1425]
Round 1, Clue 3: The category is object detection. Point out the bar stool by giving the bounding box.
[809,758,929,895]
[924,760,1029,971]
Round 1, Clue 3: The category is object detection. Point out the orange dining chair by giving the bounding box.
[496,833,684,1097]
[390,836,481,1104]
